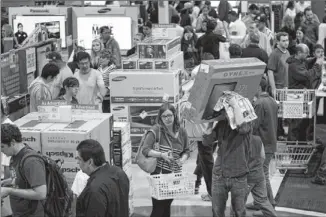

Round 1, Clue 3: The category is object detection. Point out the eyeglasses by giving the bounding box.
[161,114,173,119]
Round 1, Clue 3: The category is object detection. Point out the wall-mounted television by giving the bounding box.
[76,16,132,50]
[13,15,66,47]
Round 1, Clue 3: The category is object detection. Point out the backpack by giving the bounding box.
[136,127,160,173]
[18,147,73,217]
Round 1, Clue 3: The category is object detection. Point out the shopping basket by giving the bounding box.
[275,142,316,174]
[147,170,196,200]
[275,89,315,119]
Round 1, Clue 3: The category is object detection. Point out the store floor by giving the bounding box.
[131,148,324,217]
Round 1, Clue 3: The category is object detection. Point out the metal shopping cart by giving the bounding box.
[275,89,317,174]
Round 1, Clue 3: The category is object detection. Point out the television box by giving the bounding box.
[188,58,265,123]
[122,55,138,70]
[138,60,154,70]
[154,51,184,70]
[111,104,130,122]
[61,161,81,188]
[113,122,131,146]
[110,70,181,104]
[14,112,54,152]
[111,103,178,134]
[138,37,181,59]
[41,116,112,162]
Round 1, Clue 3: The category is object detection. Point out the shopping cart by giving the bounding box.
[275,89,317,174]
[275,142,316,174]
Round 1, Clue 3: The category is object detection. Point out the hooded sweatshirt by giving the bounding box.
[287,56,322,89]
[28,77,52,112]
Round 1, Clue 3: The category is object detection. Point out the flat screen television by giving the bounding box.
[13,15,66,48]
[35,21,60,41]
[77,16,132,50]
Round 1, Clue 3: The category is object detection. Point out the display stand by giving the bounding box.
[1,38,57,121]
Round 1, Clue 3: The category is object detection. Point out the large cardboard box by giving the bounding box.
[110,70,181,104]
[111,104,130,122]
[61,161,81,187]
[41,116,112,163]
[14,112,54,152]
[138,37,181,59]
[188,58,265,123]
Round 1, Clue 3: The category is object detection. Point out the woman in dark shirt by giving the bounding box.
[181,26,199,68]
[142,103,190,217]
[56,77,79,104]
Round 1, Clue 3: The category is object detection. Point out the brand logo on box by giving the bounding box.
[46,151,74,158]
[112,76,127,82]
[22,136,36,142]
[112,106,126,111]
[62,167,80,173]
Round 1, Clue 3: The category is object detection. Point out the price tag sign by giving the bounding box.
[26,48,36,73]
[139,110,148,119]
[152,28,168,38]
[38,103,72,123]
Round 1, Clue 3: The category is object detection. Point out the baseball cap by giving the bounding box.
[46,51,63,62]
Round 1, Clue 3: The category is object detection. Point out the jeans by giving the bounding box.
[194,138,218,195]
[315,147,326,181]
[212,175,248,217]
[261,153,276,206]
[150,167,174,217]
[230,178,277,217]
[150,198,173,217]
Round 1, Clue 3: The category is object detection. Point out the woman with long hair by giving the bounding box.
[196,5,211,33]
[90,39,104,70]
[285,1,296,19]
[56,77,79,105]
[296,26,314,56]
[181,25,199,69]
[280,15,296,55]
[142,103,190,217]
[294,12,304,30]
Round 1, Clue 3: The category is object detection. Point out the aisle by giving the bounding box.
[131,148,286,216]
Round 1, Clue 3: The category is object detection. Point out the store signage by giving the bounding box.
[30,9,49,13]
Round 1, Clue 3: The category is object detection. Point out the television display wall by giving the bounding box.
[13,15,66,47]
[76,16,132,50]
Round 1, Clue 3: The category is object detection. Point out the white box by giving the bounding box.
[61,161,81,188]
[113,122,131,146]
[14,112,54,152]
[110,70,181,104]
[111,104,130,122]
[41,116,112,162]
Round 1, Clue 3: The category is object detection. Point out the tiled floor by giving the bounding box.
[131,148,324,217]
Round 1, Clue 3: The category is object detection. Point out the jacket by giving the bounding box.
[287,56,322,89]
[253,93,278,153]
[213,120,251,178]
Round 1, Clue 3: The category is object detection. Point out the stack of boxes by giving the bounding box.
[111,122,133,216]
[110,36,184,164]
[122,37,184,70]
[14,112,113,187]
